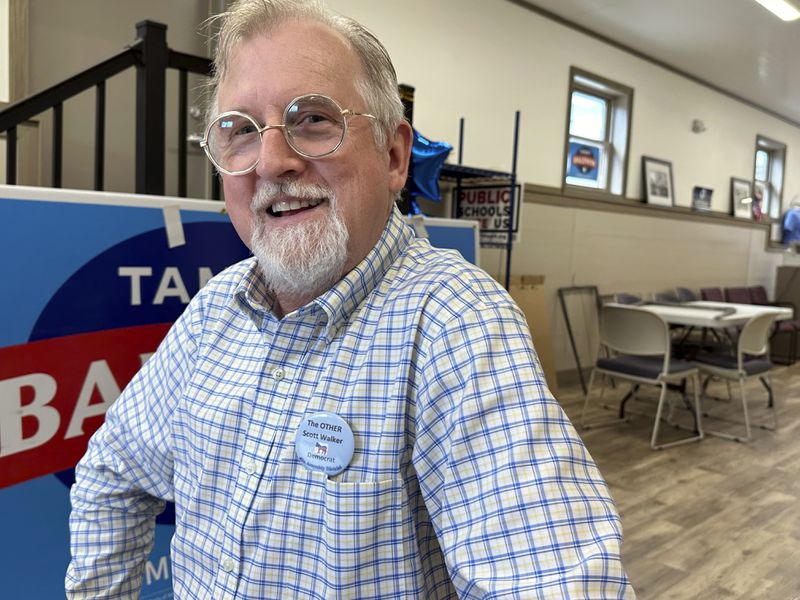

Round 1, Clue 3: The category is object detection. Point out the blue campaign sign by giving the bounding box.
[567,142,600,181]
[0,185,250,599]
[405,215,480,266]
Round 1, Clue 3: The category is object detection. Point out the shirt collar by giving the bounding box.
[234,206,413,339]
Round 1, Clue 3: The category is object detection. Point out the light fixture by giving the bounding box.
[753,0,800,21]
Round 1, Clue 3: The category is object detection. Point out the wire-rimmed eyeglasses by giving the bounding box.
[200,93,376,176]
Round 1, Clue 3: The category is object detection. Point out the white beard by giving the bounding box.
[250,180,349,302]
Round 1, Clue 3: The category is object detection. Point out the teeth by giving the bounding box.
[271,197,324,214]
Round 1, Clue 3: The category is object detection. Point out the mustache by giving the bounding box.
[251,181,335,212]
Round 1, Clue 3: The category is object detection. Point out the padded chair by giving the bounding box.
[675,287,698,303]
[581,304,704,449]
[700,287,725,302]
[724,286,753,304]
[615,292,643,305]
[672,288,706,351]
[748,285,799,365]
[695,312,778,442]
[748,286,770,305]
[653,290,692,347]
[653,290,680,303]
[699,288,728,350]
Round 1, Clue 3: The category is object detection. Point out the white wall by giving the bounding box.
[328,0,800,214]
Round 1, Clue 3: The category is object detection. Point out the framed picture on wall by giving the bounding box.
[692,186,713,211]
[641,156,674,206]
[730,177,752,219]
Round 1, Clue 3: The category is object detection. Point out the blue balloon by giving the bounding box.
[408,129,452,204]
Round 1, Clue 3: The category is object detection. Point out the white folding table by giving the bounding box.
[632,301,792,328]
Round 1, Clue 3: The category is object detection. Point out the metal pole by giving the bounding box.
[503,111,520,291]
[453,118,465,219]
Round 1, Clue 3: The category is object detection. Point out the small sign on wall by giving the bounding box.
[453,184,522,247]
[567,142,600,182]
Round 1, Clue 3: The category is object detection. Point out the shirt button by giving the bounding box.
[220,557,234,572]
[242,460,257,475]
[272,367,285,381]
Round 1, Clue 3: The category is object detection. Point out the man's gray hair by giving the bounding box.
[208,0,405,148]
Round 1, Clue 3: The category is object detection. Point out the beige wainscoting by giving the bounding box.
[479,185,800,385]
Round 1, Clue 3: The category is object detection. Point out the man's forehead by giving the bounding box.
[231,21,356,76]
[218,20,362,105]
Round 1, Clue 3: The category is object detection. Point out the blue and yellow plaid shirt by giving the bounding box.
[67,208,633,599]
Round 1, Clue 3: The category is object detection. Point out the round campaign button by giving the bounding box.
[294,412,354,476]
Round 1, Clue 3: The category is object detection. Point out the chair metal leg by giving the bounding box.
[704,372,778,441]
[760,375,774,408]
[580,369,598,429]
[582,369,628,430]
[618,384,639,418]
[759,374,778,431]
[650,384,668,449]
[651,378,704,450]
[692,373,704,440]
[768,374,778,431]
[740,378,752,441]
[704,377,752,442]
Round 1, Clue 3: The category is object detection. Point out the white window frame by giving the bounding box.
[754,135,786,244]
[563,67,633,197]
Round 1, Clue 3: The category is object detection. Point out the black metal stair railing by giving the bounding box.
[0,20,218,199]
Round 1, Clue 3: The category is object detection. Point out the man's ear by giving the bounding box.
[387,119,413,194]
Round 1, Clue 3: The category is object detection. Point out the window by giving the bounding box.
[753,135,786,244]
[563,68,633,196]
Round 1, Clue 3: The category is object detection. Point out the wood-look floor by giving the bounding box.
[557,362,800,599]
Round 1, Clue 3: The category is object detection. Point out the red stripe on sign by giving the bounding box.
[0,324,171,488]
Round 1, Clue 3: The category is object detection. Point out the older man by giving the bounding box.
[66,0,633,598]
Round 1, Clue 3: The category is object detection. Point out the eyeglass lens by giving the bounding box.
[206,95,346,174]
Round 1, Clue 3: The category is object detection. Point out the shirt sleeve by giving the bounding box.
[65,300,201,598]
[413,300,635,599]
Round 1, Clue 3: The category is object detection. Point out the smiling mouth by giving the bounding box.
[268,197,327,217]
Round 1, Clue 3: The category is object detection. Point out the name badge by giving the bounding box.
[294,412,354,476]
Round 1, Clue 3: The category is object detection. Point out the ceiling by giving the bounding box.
[517,0,800,126]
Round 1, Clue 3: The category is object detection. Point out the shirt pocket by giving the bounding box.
[319,477,423,593]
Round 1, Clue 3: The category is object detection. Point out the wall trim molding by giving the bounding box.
[506,0,800,131]
[523,182,774,232]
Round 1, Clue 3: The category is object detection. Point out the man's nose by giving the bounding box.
[254,125,306,180]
